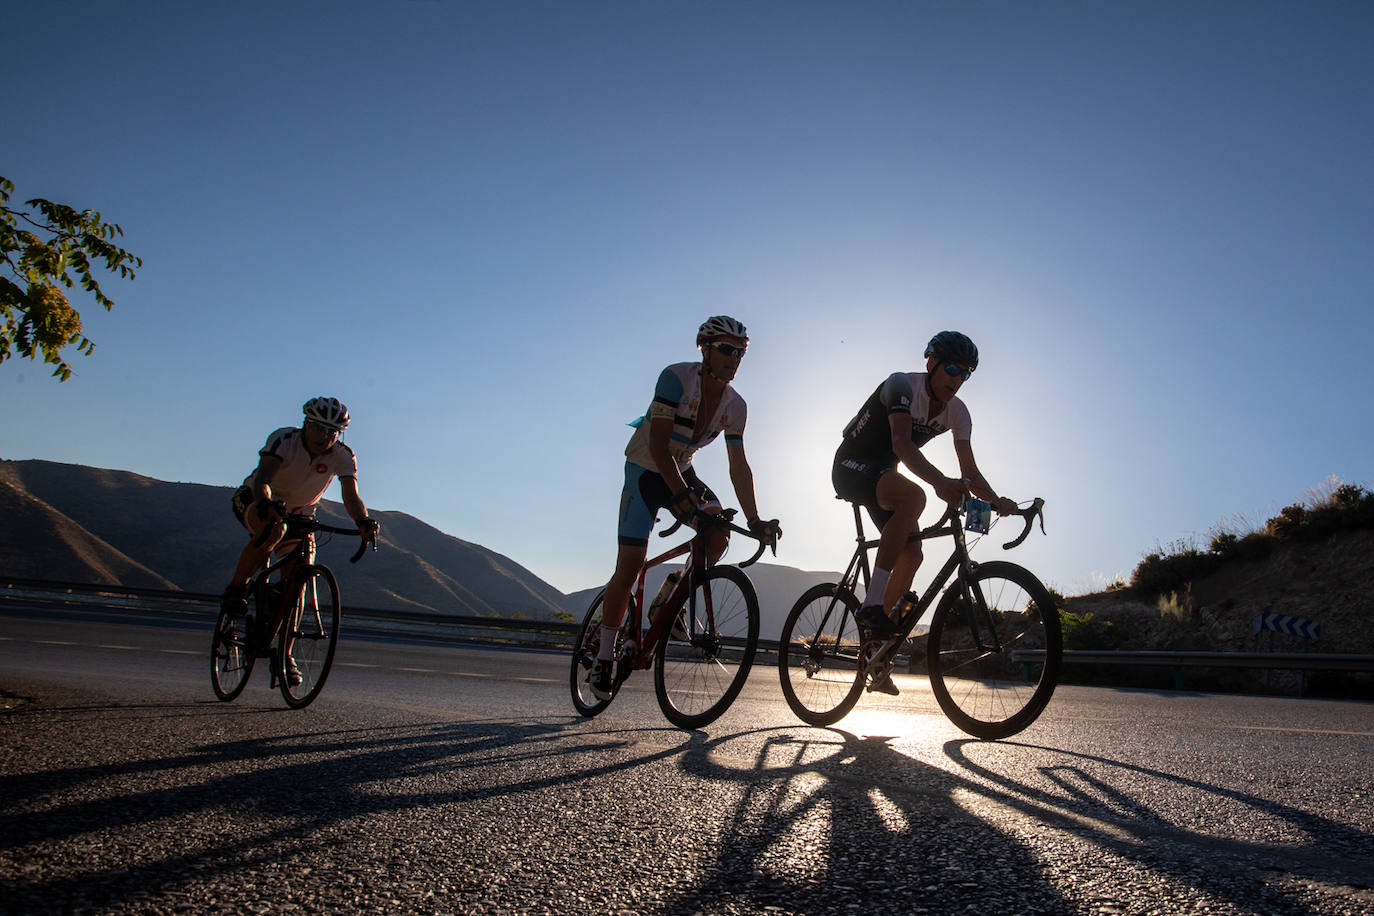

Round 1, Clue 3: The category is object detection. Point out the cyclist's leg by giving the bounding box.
[682,472,728,564]
[604,463,662,631]
[226,487,285,594]
[602,544,645,632]
[873,470,925,613]
[589,464,662,697]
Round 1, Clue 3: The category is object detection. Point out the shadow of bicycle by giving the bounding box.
[665,724,1374,914]
[3,687,1371,914]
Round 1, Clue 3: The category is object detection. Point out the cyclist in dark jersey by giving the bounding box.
[832,331,1018,694]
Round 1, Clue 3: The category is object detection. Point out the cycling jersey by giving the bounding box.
[833,372,972,528]
[838,372,971,464]
[239,427,357,515]
[623,362,747,472]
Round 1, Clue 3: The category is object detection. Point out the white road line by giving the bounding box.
[335,662,555,684]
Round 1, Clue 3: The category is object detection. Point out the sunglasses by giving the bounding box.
[941,363,972,381]
[710,342,748,359]
[305,421,341,437]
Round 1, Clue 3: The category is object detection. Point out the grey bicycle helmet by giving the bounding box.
[697,315,749,344]
[302,396,350,431]
[924,331,979,371]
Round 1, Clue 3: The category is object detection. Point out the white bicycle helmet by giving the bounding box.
[697,315,749,344]
[302,396,350,431]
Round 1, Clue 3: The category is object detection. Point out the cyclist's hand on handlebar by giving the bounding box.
[747,516,782,550]
[669,486,701,524]
[254,498,288,521]
[934,476,965,506]
[991,496,1019,516]
[357,516,380,541]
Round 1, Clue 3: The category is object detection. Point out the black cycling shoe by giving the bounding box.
[220,588,248,618]
[868,671,900,695]
[855,605,898,641]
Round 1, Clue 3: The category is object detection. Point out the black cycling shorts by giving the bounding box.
[617,463,720,547]
[831,447,896,530]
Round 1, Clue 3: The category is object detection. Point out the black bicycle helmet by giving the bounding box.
[924,331,979,371]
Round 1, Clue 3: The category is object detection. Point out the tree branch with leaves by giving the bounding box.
[1,175,143,381]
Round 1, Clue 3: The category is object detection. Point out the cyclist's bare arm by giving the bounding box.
[248,454,285,508]
[952,439,1017,515]
[339,476,368,523]
[888,411,962,504]
[648,415,697,516]
[725,441,761,523]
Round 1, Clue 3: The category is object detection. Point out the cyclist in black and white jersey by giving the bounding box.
[589,316,781,700]
[832,331,1018,694]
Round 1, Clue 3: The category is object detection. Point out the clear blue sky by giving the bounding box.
[4,1,1372,598]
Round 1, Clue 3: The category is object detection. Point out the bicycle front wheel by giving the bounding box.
[653,565,759,729]
[276,564,341,709]
[927,561,1061,739]
[777,583,865,726]
[569,589,637,717]
[210,606,254,701]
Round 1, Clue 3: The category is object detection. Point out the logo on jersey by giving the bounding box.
[315,463,329,474]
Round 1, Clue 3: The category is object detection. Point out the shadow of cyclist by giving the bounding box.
[662,724,1373,914]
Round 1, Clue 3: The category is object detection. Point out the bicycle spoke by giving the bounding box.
[927,562,1061,739]
[654,566,759,729]
[278,566,340,708]
[778,584,865,726]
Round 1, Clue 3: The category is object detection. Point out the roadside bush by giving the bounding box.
[1059,609,1116,650]
[1265,503,1308,538]
[1131,480,1372,601]
[1130,548,1219,599]
[1209,531,1238,555]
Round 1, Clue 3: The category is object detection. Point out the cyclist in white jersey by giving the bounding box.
[590,316,781,700]
[220,398,379,631]
[832,332,1018,694]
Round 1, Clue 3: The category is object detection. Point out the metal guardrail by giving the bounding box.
[1013,648,1374,690]
[1,576,581,647]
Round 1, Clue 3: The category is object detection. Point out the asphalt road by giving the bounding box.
[2,600,1372,915]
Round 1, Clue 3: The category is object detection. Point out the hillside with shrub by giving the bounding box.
[1060,481,1374,696]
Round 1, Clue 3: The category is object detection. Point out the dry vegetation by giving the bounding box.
[1060,479,1374,697]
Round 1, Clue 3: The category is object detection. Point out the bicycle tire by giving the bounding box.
[569,589,637,717]
[777,583,865,726]
[276,564,341,709]
[927,560,1061,739]
[653,565,759,729]
[210,606,255,701]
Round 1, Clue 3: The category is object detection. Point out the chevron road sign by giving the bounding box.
[1253,612,1321,639]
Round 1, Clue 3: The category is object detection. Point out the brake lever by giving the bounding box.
[1002,498,1046,550]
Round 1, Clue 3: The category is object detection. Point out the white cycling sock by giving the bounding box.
[598,625,619,662]
[864,568,891,609]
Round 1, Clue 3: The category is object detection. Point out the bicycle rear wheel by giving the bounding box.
[210,606,255,701]
[778,583,865,726]
[927,561,1061,739]
[653,565,759,729]
[276,564,341,709]
[569,589,638,717]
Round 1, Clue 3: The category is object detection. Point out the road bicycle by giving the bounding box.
[211,515,373,709]
[570,509,773,729]
[778,494,1059,739]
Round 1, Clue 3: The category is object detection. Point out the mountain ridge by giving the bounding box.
[0,459,836,631]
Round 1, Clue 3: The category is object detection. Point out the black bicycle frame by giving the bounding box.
[814,501,1003,665]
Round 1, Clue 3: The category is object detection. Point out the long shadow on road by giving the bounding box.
[3,689,1372,914]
